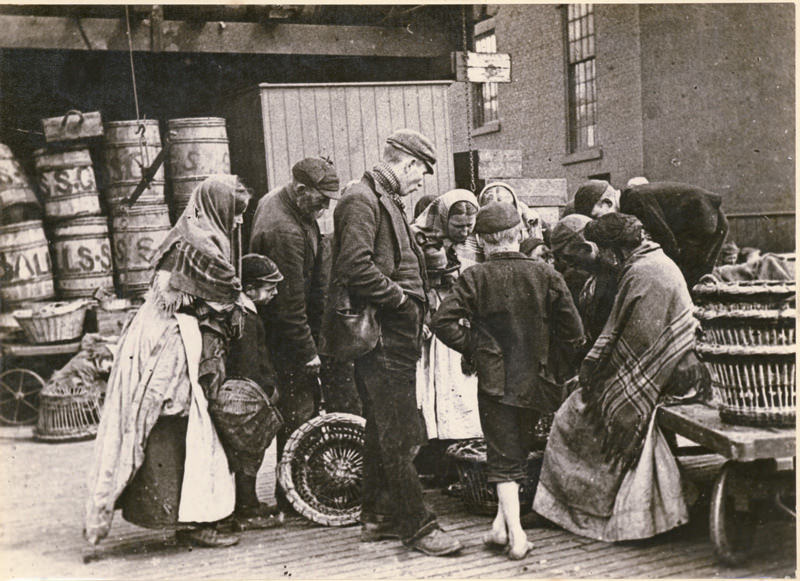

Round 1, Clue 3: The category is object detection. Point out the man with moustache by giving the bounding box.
[249,157,339,512]
[322,129,463,556]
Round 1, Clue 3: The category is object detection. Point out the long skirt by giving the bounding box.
[533,390,688,541]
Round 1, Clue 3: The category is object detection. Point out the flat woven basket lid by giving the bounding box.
[692,280,796,300]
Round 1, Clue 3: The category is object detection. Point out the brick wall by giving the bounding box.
[450,4,646,198]
[448,3,794,250]
[639,4,794,216]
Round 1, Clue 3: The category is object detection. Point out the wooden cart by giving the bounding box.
[0,340,81,426]
[658,402,795,565]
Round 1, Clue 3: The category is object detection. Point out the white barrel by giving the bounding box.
[34,148,102,221]
[103,120,166,210]
[52,216,114,298]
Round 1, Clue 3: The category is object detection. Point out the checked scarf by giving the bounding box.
[370,162,405,212]
[151,175,247,303]
[580,241,698,469]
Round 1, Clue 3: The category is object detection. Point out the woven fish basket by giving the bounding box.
[34,391,101,442]
[444,428,548,517]
[693,281,796,427]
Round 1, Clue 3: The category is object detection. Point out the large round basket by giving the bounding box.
[277,412,365,527]
[445,438,544,516]
[693,280,795,427]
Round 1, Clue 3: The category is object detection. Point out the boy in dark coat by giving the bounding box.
[431,202,584,560]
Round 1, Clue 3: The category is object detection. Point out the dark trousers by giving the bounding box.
[354,298,436,543]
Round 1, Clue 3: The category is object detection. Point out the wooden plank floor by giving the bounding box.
[0,432,795,579]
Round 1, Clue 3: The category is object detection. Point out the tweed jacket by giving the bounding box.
[249,184,328,366]
[326,173,427,311]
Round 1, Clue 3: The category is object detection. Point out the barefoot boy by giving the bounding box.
[431,202,584,559]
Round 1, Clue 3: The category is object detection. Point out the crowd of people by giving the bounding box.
[85,126,747,560]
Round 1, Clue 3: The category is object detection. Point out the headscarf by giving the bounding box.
[478,181,522,213]
[573,180,609,217]
[151,175,249,302]
[413,188,478,245]
[584,213,644,250]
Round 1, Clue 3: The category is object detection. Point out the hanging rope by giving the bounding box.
[461,6,476,193]
[124,6,141,122]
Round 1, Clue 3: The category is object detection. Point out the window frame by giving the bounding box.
[472,17,500,132]
[563,4,598,154]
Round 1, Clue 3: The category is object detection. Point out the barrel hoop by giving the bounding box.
[0,239,49,251]
[3,274,54,287]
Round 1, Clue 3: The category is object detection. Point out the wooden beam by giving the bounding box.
[0,14,452,58]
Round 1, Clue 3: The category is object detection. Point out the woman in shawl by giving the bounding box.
[533,213,709,542]
[412,189,482,442]
[85,175,253,549]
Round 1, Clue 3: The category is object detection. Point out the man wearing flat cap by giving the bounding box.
[249,156,340,511]
[321,129,463,556]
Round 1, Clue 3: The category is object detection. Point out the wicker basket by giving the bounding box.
[693,281,796,427]
[445,438,544,516]
[34,391,101,442]
[13,300,88,343]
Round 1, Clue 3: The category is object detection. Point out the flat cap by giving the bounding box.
[242,253,283,285]
[386,128,436,174]
[550,214,591,253]
[292,157,340,198]
[474,201,521,234]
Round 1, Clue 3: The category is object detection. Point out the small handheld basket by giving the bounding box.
[445,438,544,516]
[693,281,796,427]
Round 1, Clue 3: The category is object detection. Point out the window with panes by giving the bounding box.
[473,29,499,127]
[565,4,597,152]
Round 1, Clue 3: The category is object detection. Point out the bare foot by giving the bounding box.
[482,529,508,548]
[507,539,534,560]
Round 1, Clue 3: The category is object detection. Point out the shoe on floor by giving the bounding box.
[360,521,401,542]
[176,527,241,548]
[407,528,463,556]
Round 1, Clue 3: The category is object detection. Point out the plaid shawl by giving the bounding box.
[580,241,697,468]
[151,175,244,302]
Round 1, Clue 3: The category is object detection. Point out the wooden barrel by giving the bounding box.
[167,117,230,220]
[52,217,114,298]
[34,148,102,221]
[0,144,41,224]
[0,220,55,308]
[111,204,171,297]
[103,120,166,210]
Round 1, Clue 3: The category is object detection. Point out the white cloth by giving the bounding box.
[175,314,235,522]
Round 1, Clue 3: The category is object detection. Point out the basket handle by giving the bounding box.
[61,110,85,128]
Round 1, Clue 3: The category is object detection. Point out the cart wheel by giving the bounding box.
[0,368,45,426]
[278,412,365,527]
[709,462,756,566]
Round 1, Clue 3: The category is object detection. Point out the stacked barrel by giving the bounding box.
[167,117,231,222]
[34,147,114,299]
[0,144,53,310]
[102,121,171,297]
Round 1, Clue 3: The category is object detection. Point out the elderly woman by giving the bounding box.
[534,213,708,542]
[85,175,252,548]
[412,189,482,441]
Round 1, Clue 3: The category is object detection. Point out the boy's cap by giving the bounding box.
[474,201,521,234]
[242,253,283,285]
[520,237,546,256]
[386,129,436,174]
[292,157,340,198]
